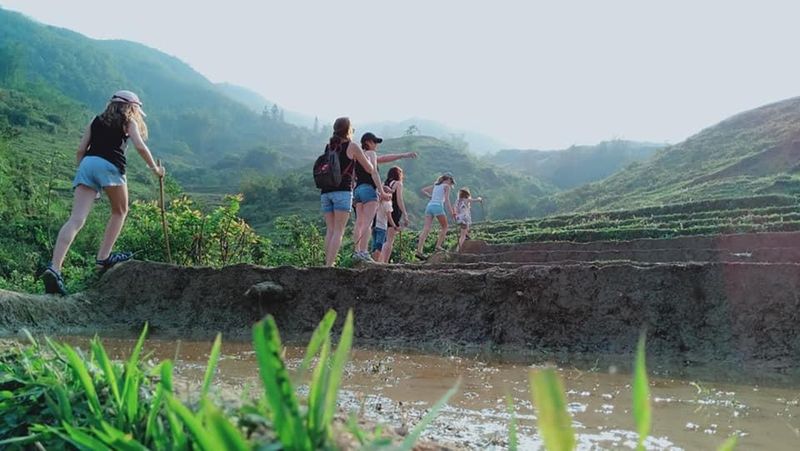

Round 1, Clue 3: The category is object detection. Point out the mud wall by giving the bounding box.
[2,261,799,365]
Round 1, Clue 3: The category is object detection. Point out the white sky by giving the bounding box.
[2,0,799,149]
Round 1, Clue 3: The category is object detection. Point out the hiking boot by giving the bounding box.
[96,251,134,269]
[41,264,68,296]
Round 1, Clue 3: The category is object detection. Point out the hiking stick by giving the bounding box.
[157,159,173,264]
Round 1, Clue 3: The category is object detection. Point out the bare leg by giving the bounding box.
[326,211,350,267]
[435,215,449,250]
[381,227,398,263]
[96,184,129,261]
[354,200,378,254]
[458,226,469,251]
[415,215,434,255]
[51,185,98,271]
[323,212,335,265]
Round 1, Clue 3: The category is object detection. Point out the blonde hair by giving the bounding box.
[99,102,148,140]
[458,188,471,199]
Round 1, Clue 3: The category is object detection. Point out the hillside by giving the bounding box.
[490,140,663,189]
[0,7,324,191]
[529,97,800,216]
[216,82,321,130]
[239,135,558,231]
[360,118,510,155]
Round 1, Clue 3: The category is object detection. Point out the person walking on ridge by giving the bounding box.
[41,90,165,295]
[415,172,455,260]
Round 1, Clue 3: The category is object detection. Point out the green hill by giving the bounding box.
[240,135,558,231]
[0,7,324,191]
[531,97,800,216]
[489,140,663,189]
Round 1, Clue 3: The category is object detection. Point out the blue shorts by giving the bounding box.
[73,156,126,192]
[353,183,378,204]
[321,190,353,213]
[372,228,387,252]
[425,202,446,217]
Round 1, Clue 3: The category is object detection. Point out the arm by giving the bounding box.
[376,152,417,164]
[350,144,384,189]
[386,207,397,229]
[127,121,164,177]
[421,185,433,199]
[396,181,409,225]
[444,185,454,217]
[76,121,92,165]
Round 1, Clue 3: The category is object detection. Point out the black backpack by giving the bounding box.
[313,143,352,190]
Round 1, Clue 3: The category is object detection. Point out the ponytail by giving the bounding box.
[329,117,351,150]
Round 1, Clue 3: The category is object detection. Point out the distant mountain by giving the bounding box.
[490,140,664,190]
[216,82,320,130]
[360,118,510,155]
[532,97,800,216]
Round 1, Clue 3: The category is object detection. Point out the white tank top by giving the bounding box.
[430,183,447,203]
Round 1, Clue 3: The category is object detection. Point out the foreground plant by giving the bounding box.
[0,310,456,450]
[526,334,739,450]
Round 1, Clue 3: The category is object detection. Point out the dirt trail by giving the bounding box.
[2,258,799,367]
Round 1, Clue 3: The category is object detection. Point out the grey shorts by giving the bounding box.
[73,156,126,192]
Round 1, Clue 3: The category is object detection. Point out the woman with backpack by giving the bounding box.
[318,117,383,267]
[41,90,165,295]
[415,172,456,260]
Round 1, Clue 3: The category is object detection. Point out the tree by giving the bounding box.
[313,116,320,133]
[270,104,280,121]
[404,124,419,136]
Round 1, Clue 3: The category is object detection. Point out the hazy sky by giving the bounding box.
[3,0,799,149]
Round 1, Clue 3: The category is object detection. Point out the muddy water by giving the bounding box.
[58,337,800,450]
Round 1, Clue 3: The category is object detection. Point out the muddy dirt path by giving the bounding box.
[2,259,799,370]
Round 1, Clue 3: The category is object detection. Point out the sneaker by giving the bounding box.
[352,251,375,263]
[96,251,134,269]
[41,264,68,296]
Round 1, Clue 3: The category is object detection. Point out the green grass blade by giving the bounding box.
[399,379,461,450]
[252,315,306,449]
[298,309,337,375]
[530,368,575,451]
[92,336,122,409]
[201,333,223,402]
[717,435,739,451]
[323,309,354,429]
[60,344,102,417]
[61,423,109,449]
[306,337,331,444]
[632,334,651,450]
[121,324,149,424]
[507,395,518,451]
[146,361,171,442]
[204,402,250,451]
[52,385,75,423]
[165,394,223,451]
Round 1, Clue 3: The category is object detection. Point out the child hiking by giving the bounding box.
[379,166,409,263]
[455,188,482,251]
[371,196,395,261]
[42,90,165,295]
[351,132,416,262]
[318,118,382,267]
[415,172,455,260]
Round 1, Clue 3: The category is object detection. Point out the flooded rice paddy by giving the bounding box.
[56,337,799,450]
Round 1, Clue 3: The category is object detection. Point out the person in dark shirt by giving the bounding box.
[41,90,164,295]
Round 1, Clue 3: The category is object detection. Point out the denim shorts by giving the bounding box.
[73,156,126,192]
[425,202,446,217]
[353,183,378,204]
[320,190,353,213]
[372,227,387,252]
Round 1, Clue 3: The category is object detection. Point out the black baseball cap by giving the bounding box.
[360,132,383,144]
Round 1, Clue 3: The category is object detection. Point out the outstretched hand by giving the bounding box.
[405,152,418,159]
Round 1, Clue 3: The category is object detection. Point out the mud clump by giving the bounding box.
[2,259,799,367]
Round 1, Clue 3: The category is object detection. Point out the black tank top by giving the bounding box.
[85,116,128,174]
[355,150,376,188]
[388,180,403,225]
[320,141,355,193]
